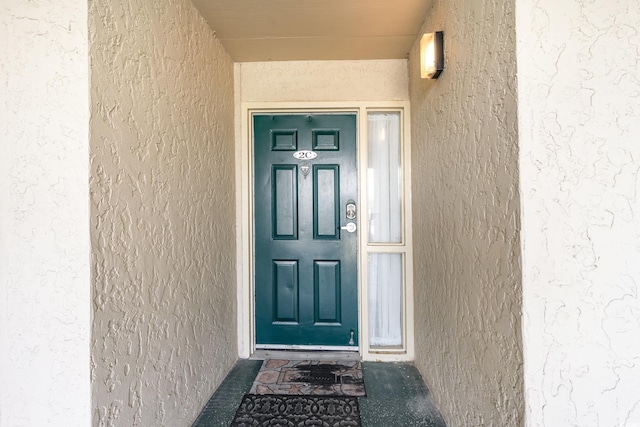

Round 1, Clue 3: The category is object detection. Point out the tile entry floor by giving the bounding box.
[192,359,446,427]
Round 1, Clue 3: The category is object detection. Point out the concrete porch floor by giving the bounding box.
[192,358,447,427]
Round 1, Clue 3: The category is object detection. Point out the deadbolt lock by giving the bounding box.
[346,200,357,220]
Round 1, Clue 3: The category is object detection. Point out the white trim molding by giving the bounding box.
[237,102,414,362]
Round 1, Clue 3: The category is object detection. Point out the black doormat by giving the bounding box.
[230,394,361,426]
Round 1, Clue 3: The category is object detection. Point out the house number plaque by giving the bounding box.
[293,150,317,160]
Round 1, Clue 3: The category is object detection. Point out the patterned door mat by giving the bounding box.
[231,394,361,426]
[250,359,366,397]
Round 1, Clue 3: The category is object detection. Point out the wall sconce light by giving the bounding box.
[420,31,444,79]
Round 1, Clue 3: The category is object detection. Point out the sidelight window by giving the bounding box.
[365,111,409,351]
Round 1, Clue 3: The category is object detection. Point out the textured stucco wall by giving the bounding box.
[89,0,237,425]
[0,1,91,425]
[237,59,409,102]
[517,1,640,425]
[408,0,524,425]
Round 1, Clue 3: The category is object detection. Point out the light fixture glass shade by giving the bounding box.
[420,31,444,79]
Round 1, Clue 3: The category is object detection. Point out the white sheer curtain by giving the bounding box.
[367,113,402,243]
[369,254,403,346]
[367,112,403,347]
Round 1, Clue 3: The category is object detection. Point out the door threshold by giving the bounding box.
[256,344,358,351]
[250,349,361,361]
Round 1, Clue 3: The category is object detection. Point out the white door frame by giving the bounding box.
[237,102,414,362]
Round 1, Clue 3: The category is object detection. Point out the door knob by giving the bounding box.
[340,222,357,233]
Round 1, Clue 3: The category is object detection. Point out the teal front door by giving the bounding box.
[254,113,358,348]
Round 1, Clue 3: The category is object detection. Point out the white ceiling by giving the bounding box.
[190,0,432,62]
